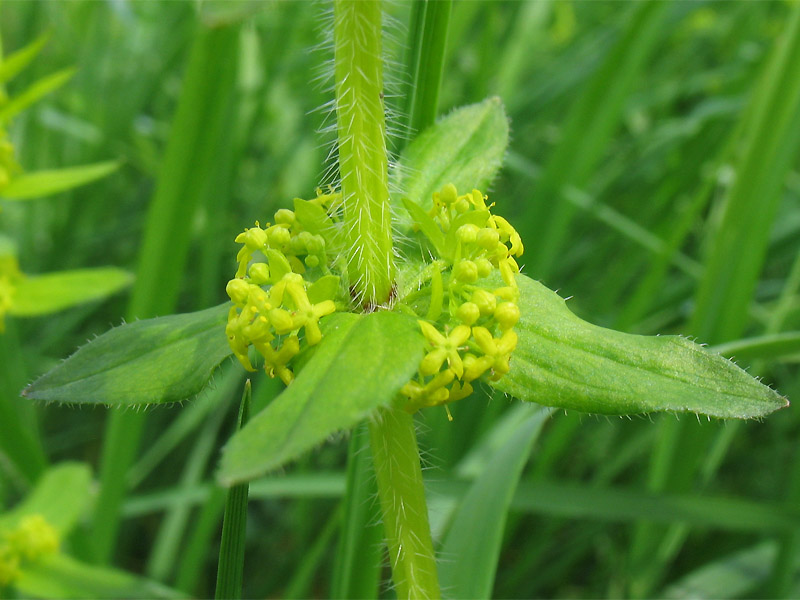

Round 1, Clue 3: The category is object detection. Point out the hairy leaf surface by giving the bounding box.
[219,311,424,485]
[394,97,508,213]
[23,304,232,406]
[492,275,787,418]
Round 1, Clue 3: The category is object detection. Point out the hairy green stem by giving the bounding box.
[333,0,394,307]
[333,3,438,596]
[368,407,440,600]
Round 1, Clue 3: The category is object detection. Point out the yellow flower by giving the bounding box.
[284,278,336,346]
[402,369,456,410]
[472,327,518,381]
[418,321,471,378]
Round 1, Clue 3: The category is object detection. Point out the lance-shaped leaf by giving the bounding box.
[393,97,509,214]
[491,275,788,418]
[23,304,232,406]
[219,311,425,485]
[2,161,120,200]
[10,267,132,316]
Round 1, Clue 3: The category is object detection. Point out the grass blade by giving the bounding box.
[404,0,452,141]
[631,7,800,595]
[330,423,382,600]
[215,380,252,600]
[93,20,241,563]
[523,1,668,279]
[438,404,550,599]
[1,161,119,200]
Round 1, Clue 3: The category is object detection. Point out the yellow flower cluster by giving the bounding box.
[0,515,59,586]
[225,193,341,385]
[402,184,523,411]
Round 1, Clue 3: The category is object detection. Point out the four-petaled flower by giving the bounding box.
[418,321,471,378]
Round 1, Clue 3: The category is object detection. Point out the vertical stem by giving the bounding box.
[333,3,437,596]
[333,0,394,307]
[368,407,440,600]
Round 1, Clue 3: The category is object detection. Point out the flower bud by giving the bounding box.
[471,289,496,316]
[269,308,295,335]
[476,228,500,250]
[440,183,458,205]
[494,301,520,330]
[268,226,291,247]
[306,234,325,255]
[453,259,478,283]
[243,227,268,251]
[274,209,295,226]
[248,263,270,284]
[226,278,250,304]
[454,197,470,213]
[456,301,480,325]
[456,224,480,244]
[475,258,493,278]
[291,231,313,254]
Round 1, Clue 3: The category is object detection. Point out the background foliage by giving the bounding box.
[1,1,800,598]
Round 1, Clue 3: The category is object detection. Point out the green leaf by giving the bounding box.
[439,404,551,600]
[401,197,446,257]
[0,463,91,534]
[307,275,340,304]
[0,67,75,124]
[394,97,509,212]
[492,274,788,418]
[293,198,342,254]
[219,311,425,485]
[15,554,186,600]
[10,267,133,316]
[22,304,233,406]
[0,32,50,84]
[1,161,120,200]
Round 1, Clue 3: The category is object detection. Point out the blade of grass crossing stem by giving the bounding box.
[330,423,382,600]
[174,486,226,594]
[146,368,241,583]
[177,382,281,594]
[630,9,800,597]
[523,2,667,280]
[216,380,252,600]
[403,0,452,144]
[439,405,551,600]
[94,21,241,564]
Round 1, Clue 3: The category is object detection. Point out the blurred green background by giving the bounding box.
[1,1,800,598]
